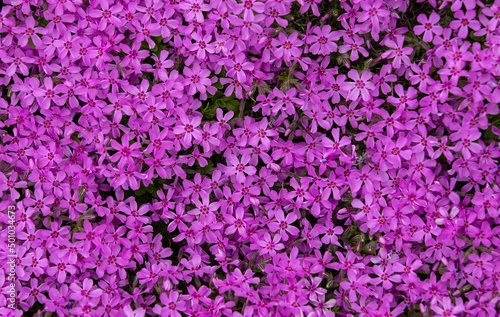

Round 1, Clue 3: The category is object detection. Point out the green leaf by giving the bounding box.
[28,38,36,49]
[215,99,226,108]
[225,100,239,113]
[197,158,214,174]
[152,36,163,44]
[71,132,81,145]
[213,81,223,89]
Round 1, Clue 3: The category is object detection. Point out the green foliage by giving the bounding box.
[483,113,500,141]
[202,87,240,119]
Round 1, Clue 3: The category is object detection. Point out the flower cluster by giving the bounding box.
[0,0,500,316]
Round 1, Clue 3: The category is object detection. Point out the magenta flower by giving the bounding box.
[12,16,46,47]
[40,285,70,316]
[183,62,216,99]
[272,87,303,115]
[298,0,321,16]
[387,84,418,110]
[225,153,257,183]
[340,271,372,302]
[1,48,34,77]
[187,32,215,60]
[338,36,369,61]
[173,110,202,148]
[381,36,413,69]
[431,297,464,317]
[152,50,174,81]
[267,209,299,241]
[370,265,401,289]
[307,25,339,55]
[254,232,284,256]
[69,278,103,301]
[120,40,149,74]
[272,32,303,66]
[0,171,26,200]
[226,52,254,83]
[47,254,77,283]
[414,11,443,42]
[178,0,210,22]
[74,220,106,251]
[359,0,390,41]
[343,69,375,101]
[110,134,142,169]
[450,10,481,38]
[153,291,186,317]
[224,207,249,237]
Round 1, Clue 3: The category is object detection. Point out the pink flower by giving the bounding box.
[179,0,210,22]
[153,291,186,317]
[254,232,284,256]
[183,62,216,100]
[343,69,375,101]
[450,10,481,38]
[414,11,443,42]
[381,36,413,68]
[272,32,303,66]
[110,134,142,169]
[307,25,339,55]
[225,153,257,183]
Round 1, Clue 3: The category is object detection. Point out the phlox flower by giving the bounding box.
[265,6,289,28]
[224,207,249,237]
[110,133,142,169]
[307,25,339,55]
[225,153,257,183]
[359,0,390,41]
[267,209,299,241]
[297,0,321,16]
[272,32,302,66]
[343,69,375,101]
[450,10,481,38]
[47,254,77,283]
[120,40,149,74]
[69,278,103,301]
[153,290,186,317]
[431,297,464,317]
[226,52,254,83]
[173,110,202,148]
[219,77,249,99]
[254,232,284,256]
[414,11,443,42]
[40,285,70,316]
[341,37,368,65]
[381,36,413,69]
[340,271,372,302]
[183,63,216,100]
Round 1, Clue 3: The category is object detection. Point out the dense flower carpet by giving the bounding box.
[1,0,500,316]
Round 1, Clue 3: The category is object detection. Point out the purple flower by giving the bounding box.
[225,153,257,183]
[450,10,481,38]
[431,297,464,317]
[359,0,390,41]
[272,32,303,66]
[173,110,202,148]
[47,254,77,283]
[183,63,216,99]
[381,36,413,69]
[343,69,375,101]
[340,271,372,302]
[69,278,103,301]
[307,25,339,55]
[253,232,284,256]
[414,11,443,42]
[110,133,142,169]
[153,290,186,317]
